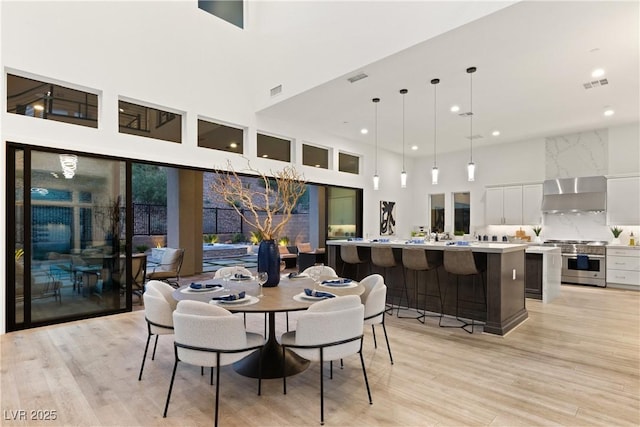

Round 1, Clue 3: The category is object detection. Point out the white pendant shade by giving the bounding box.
[373,174,379,191]
[400,171,407,188]
[431,166,439,185]
[467,162,476,182]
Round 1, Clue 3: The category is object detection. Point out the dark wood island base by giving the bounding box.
[327,241,528,336]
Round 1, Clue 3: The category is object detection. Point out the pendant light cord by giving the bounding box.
[469,70,473,163]
[433,81,437,166]
[402,92,406,170]
[375,100,378,175]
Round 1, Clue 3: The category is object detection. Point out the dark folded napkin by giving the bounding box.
[576,254,589,270]
[190,283,222,290]
[321,278,352,285]
[212,291,246,301]
[304,288,335,298]
[234,273,252,280]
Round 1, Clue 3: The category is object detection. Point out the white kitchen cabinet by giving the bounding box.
[522,184,543,225]
[607,247,640,290]
[486,184,543,226]
[485,185,524,225]
[607,176,640,225]
[486,187,506,225]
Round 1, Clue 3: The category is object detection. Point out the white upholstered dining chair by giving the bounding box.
[359,274,393,364]
[139,280,177,381]
[213,266,253,280]
[163,300,265,427]
[280,295,372,425]
[301,265,338,280]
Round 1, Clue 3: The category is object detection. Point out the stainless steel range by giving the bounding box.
[543,240,607,287]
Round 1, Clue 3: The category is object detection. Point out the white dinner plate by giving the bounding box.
[299,292,335,301]
[320,280,355,288]
[230,277,252,282]
[188,286,223,292]
[217,295,251,304]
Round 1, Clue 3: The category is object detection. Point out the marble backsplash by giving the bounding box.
[483,213,639,245]
[546,128,608,178]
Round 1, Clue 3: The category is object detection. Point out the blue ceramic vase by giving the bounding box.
[257,239,280,287]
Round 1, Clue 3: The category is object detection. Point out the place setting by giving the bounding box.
[319,277,357,289]
[180,281,225,294]
[293,288,336,303]
[209,290,260,307]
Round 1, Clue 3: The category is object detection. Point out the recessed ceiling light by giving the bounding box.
[360,128,368,134]
[119,108,124,112]
[411,145,418,151]
[33,104,44,111]
[492,130,501,136]
[604,109,615,117]
[262,154,269,158]
[591,68,605,78]
[450,105,460,113]
[315,164,321,168]
[229,142,238,148]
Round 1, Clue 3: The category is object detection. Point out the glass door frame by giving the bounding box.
[5,142,134,331]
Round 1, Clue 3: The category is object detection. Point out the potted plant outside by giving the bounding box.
[211,161,306,286]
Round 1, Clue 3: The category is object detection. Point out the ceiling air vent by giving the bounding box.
[583,78,609,89]
[347,73,368,83]
[465,134,483,140]
[458,111,473,117]
[270,85,282,97]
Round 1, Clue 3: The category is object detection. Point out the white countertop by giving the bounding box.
[526,246,561,254]
[607,245,640,250]
[327,239,527,254]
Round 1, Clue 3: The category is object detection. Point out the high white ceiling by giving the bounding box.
[257,1,639,157]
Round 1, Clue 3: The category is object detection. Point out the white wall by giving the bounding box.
[249,1,513,111]
[609,122,640,176]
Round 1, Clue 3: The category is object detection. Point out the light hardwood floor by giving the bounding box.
[1,284,638,426]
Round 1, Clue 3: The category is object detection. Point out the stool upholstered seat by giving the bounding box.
[442,249,486,333]
[401,248,443,324]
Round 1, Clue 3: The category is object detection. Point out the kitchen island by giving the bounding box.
[525,246,562,302]
[326,240,528,335]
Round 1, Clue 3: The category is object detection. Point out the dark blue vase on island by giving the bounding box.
[257,239,280,286]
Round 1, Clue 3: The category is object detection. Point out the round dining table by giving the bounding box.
[172,274,364,379]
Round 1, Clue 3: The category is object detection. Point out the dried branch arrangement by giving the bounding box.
[211,160,306,240]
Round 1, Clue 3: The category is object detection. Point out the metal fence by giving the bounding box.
[133,204,245,236]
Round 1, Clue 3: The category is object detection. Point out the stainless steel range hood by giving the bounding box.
[542,176,607,213]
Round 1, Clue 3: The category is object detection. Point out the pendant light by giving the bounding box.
[431,78,440,185]
[466,66,477,182]
[372,97,380,191]
[400,88,408,188]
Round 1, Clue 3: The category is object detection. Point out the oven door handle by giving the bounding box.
[561,254,605,259]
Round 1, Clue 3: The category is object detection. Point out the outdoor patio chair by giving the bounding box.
[147,248,184,288]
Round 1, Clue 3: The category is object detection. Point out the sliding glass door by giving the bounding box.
[7,145,130,330]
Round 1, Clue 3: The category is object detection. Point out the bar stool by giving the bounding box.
[370,246,413,318]
[402,248,443,324]
[441,249,486,333]
[340,245,367,280]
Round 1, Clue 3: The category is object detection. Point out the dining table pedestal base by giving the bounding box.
[233,312,310,379]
